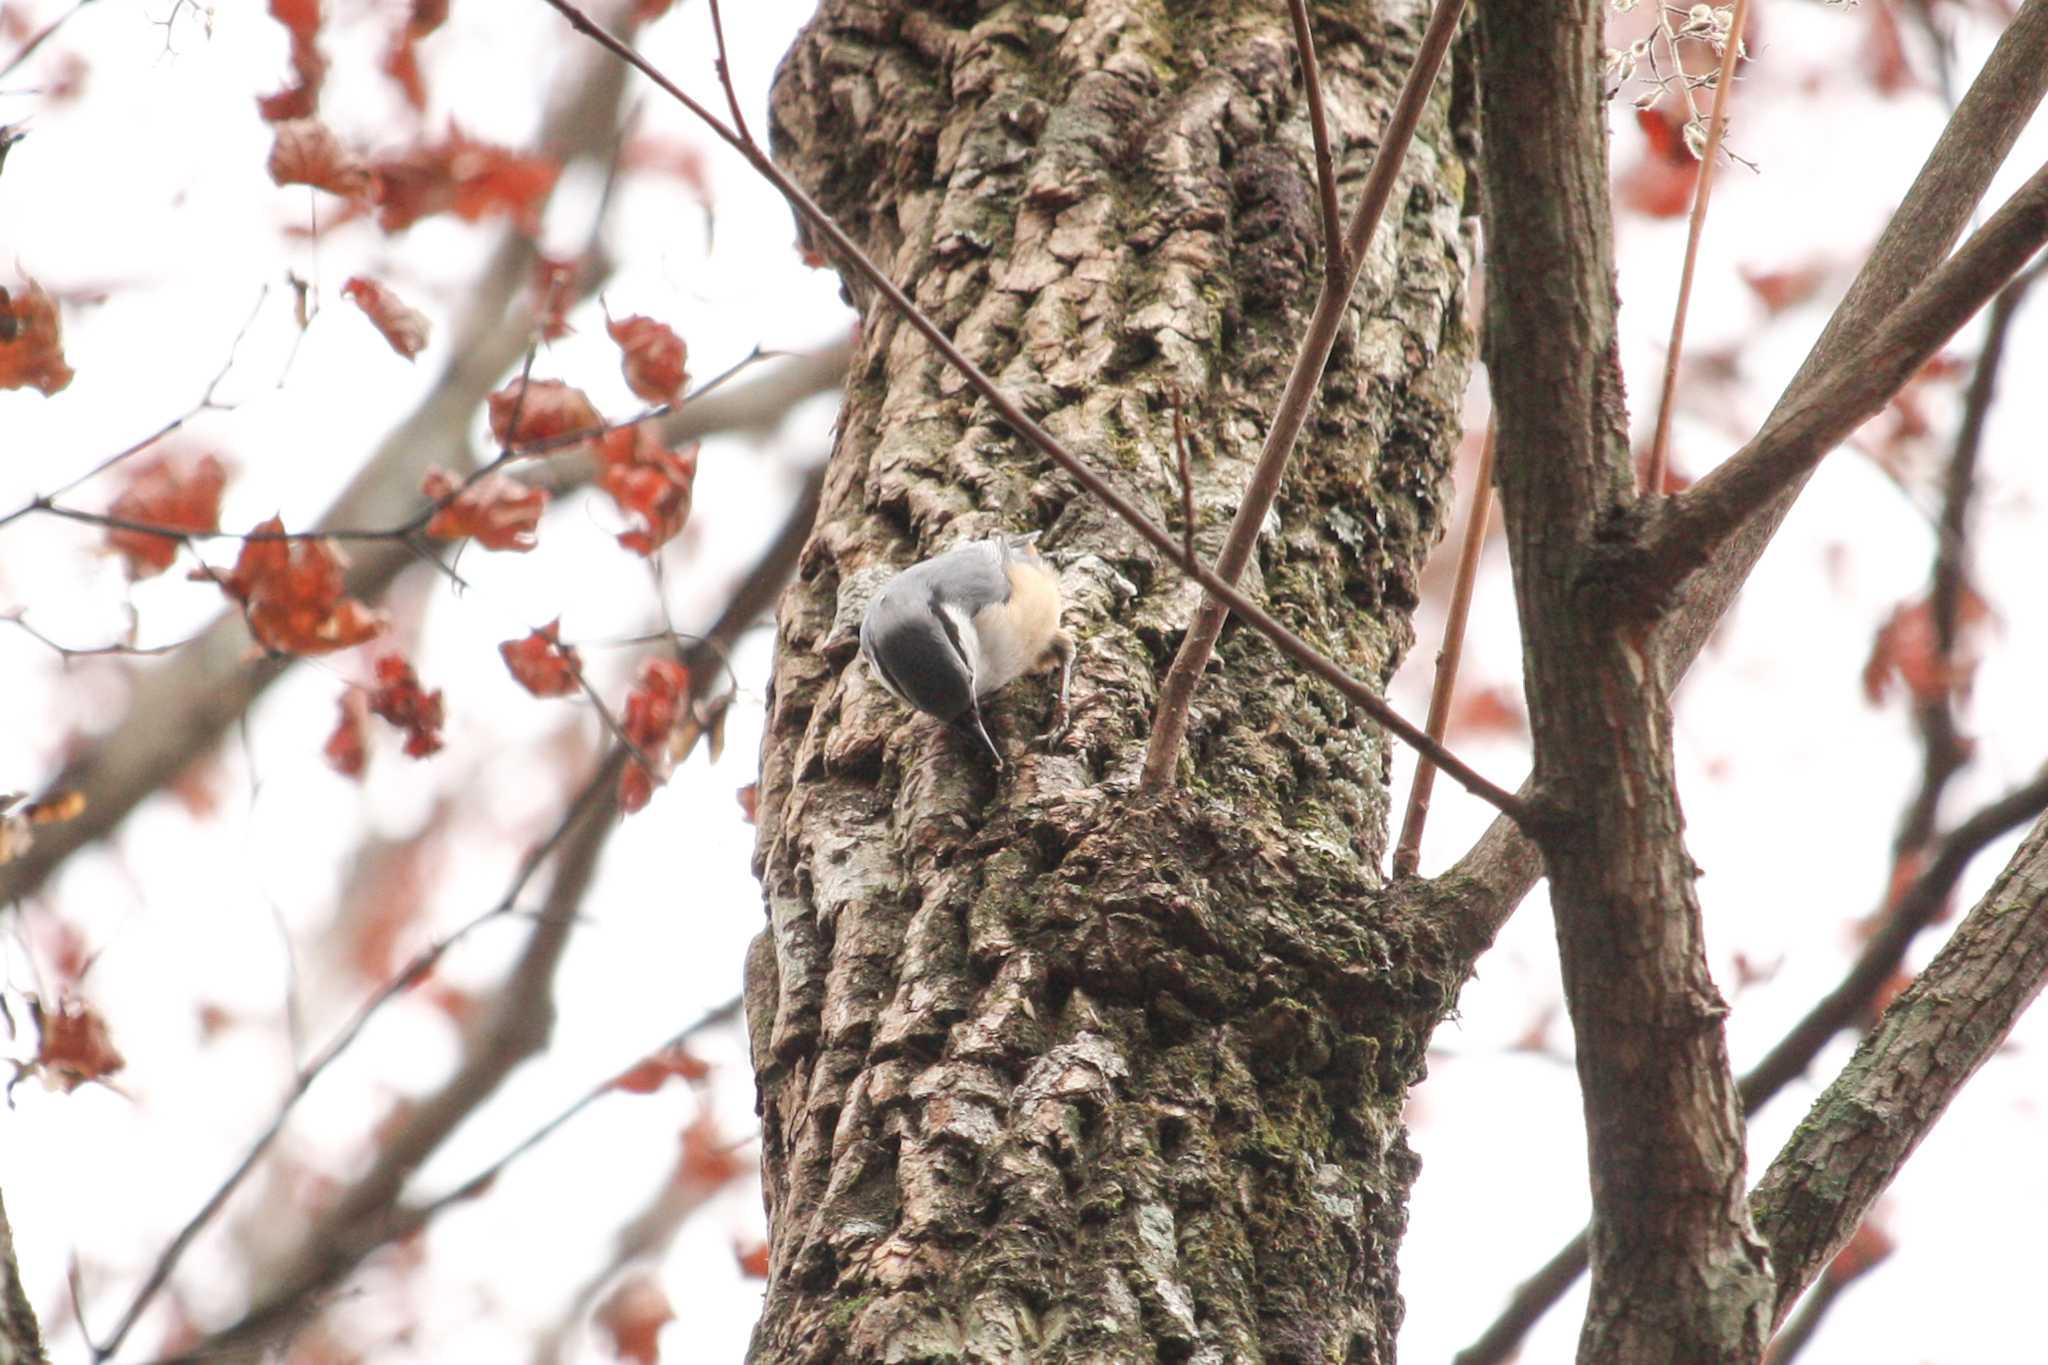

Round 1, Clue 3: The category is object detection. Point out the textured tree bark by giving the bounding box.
[0,1191,47,1365]
[748,1,1475,1359]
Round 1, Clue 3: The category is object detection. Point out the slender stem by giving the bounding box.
[1393,417,1496,879]
[1286,0,1347,286]
[1644,0,1750,496]
[536,0,1533,826]
[706,0,755,150]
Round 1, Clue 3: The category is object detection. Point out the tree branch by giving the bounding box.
[1750,808,2048,1325]
[90,752,623,1363]
[1429,0,2048,963]
[1452,767,2048,1363]
[1394,419,1496,879]
[1630,165,2048,607]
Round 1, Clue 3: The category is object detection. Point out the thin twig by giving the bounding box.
[1393,417,1496,879]
[0,0,93,81]
[0,289,266,535]
[536,0,1533,826]
[1644,0,1750,496]
[1137,0,1469,795]
[1286,0,1346,285]
[88,760,619,1363]
[705,0,754,149]
[1894,260,2044,857]
[1,612,196,661]
[408,996,742,1222]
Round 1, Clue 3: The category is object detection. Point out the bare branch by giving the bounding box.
[0,1189,47,1365]
[160,751,623,1364]
[89,755,622,1363]
[1631,166,2048,607]
[1643,0,1751,496]
[1750,807,2048,1326]
[1432,0,2048,956]
[537,0,1534,827]
[1453,770,2048,1362]
[1394,419,1496,879]
[1137,0,1467,795]
[1653,0,2048,666]
[161,464,814,1361]
[1285,0,1346,286]
[705,0,755,150]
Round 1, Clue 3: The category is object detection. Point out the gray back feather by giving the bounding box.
[859,540,1016,719]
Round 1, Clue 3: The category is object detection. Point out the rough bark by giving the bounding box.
[0,1192,46,1365]
[748,1,1476,1359]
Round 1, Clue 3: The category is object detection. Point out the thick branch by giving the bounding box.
[1429,0,2048,965]
[1750,811,2048,1324]
[1632,166,2048,604]
[1452,771,2048,1365]
[1476,0,1772,1356]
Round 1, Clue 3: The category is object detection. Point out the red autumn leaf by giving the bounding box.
[267,119,371,198]
[617,657,689,813]
[623,657,689,752]
[420,467,545,551]
[341,275,430,359]
[383,28,426,110]
[500,621,583,697]
[734,1241,770,1280]
[325,691,368,778]
[372,128,560,234]
[30,994,125,1092]
[381,0,448,113]
[0,277,75,394]
[1861,589,1990,706]
[256,0,327,121]
[205,516,387,655]
[486,377,602,448]
[531,255,580,341]
[595,1275,673,1365]
[594,426,698,555]
[606,307,689,403]
[366,654,444,758]
[1617,105,1699,220]
[736,783,759,824]
[0,791,88,867]
[106,452,228,579]
[610,1043,712,1094]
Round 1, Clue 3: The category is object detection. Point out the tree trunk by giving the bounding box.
[747,2,1475,1359]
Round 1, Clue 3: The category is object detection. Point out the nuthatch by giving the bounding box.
[858,536,1075,768]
